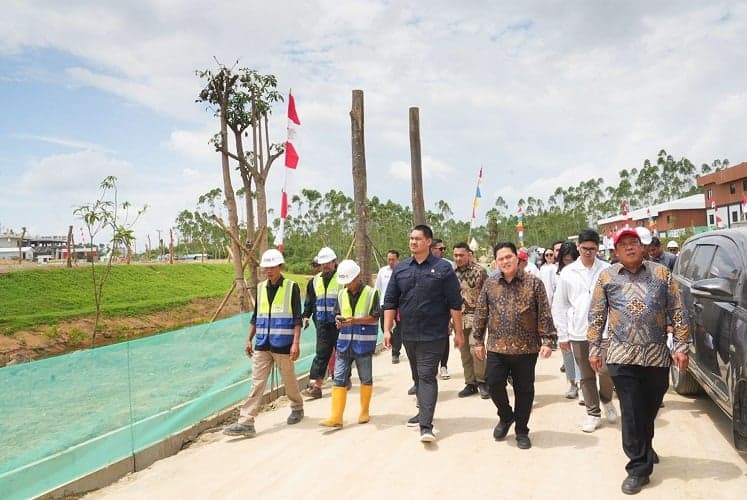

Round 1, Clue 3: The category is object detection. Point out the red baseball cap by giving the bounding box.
[613,228,640,247]
[517,248,529,261]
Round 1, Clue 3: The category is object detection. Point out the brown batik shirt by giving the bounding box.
[473,270,556,354]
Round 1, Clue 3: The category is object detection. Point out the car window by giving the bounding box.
[709,247,740,281]
[685,244,716,281]
[674,242,694,274]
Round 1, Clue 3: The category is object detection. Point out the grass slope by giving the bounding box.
[0,264,308,334]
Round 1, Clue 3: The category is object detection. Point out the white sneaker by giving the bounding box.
[603,401,618,423]
[578,390,585,406]
[581,415,601,433]
[439,367,450,380]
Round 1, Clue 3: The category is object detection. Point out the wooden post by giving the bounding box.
[18,226,26,263]
[169,228,174,264]
[351,90,371,284]
[66,225,73,268]
[409,107,426,225]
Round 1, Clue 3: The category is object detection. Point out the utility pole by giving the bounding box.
[66,225,73,268]
[351,89,371,284]
[409,107,426,226]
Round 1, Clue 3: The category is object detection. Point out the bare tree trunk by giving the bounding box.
[234,130,258,292]
[409,107,426,226]
[220,96,250,311]
[67,225,73,268]
[351,90,371,284]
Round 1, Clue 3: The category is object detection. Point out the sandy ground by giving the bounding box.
[86,346,747,500]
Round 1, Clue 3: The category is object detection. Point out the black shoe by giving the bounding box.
[621,475,650,495]
[492,416,515,440]
[406,414,420,428]
[392,355,400,364]
[478,383,490,399]
[407,385,417,396]
[516,434,531,450]
[286,409,304,425]
[560,364,566,373]
[458,384,478,398]
[652,449,659,464]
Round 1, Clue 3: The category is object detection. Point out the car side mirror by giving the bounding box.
[691,277,735,302]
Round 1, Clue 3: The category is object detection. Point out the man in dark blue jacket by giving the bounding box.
[383,224,464,444]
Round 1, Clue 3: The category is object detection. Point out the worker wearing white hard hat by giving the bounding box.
[302,246,342,400]
[224,248,304,438]
[320,260,380,427]
[666,240,679,255]
[634,227,653,259]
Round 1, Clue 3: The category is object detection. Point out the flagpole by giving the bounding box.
[468,166,483,241]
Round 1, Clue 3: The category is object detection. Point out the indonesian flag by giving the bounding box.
[275,91,301,251]
[621,199,628,217]
[711,199,716,210]
[742,194,747,214]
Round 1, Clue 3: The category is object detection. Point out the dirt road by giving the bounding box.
[86,347,747,499]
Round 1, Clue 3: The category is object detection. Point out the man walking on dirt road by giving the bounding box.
[383,224,464,444]
[588,228,690,495]
[224,249,304,438]
[472,242,556,451]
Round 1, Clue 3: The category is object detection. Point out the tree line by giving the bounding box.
[171,149,727,273]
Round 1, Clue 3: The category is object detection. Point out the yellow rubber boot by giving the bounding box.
[358,384,373,424]
[319,386,347,428]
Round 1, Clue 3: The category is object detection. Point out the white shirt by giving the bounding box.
[539,263,557,305]
[551,258,610,343]
[374,265,394,305]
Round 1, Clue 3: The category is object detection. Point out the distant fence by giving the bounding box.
[0,314,343,499]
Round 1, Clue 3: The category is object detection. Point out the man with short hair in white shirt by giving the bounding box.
[375,249,400,363]
[552,229,617,433]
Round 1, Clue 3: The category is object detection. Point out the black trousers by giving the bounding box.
[404,337,448,432]
[440,337,450,368]
[485,352,539,435]
[608,363,669,478]
[309,322,339,380]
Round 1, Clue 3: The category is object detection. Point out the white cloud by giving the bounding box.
[2,1,747,242]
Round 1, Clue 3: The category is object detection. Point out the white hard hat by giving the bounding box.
[336,259,361,285]
[599,244,607,251]
[667,240,679,249]
[260,249,284,268]
[316,247,337,264]
[635,226,652,245]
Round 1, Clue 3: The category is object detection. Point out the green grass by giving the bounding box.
[0,264,308,334]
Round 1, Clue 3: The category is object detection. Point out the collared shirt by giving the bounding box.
[455,261,488,315]
[251,275,302,354]
[472,271,556,354]
[383,253,463,342]
[587,260,690,367]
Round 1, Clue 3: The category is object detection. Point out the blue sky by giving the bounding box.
[1,1,746,248]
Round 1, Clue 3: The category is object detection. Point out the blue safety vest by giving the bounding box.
[255,278,296,348]
[337,285,378,355]
[313,272,340,323]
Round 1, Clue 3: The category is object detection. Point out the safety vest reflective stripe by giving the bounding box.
[255,278,297,348]
[337,285,377,354]
[313,273,340,323]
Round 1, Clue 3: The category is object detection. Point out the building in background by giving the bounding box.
[596,193,707,245]
[697,161,747,229]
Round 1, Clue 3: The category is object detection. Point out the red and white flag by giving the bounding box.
[742,194,747,215]
[275,91,301,251]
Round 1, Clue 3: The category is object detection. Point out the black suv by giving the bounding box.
[670,227,747,451]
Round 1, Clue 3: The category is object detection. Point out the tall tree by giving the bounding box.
[197,65,250,311]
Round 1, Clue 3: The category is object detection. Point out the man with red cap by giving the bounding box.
[587,228,690,494]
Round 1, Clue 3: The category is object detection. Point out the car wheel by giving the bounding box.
[670,365,701,395]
